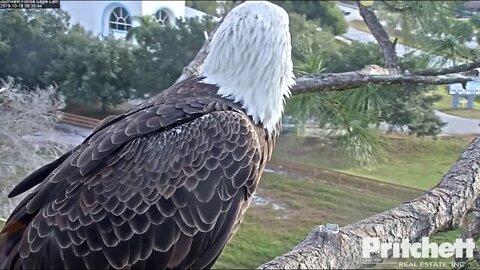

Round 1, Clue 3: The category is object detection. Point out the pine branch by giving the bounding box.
[292,69,472,95]
[381,1,413,12]
[413,59,480,76]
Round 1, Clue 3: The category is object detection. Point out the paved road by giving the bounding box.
[435,110,480,135]
[343,27,414,56]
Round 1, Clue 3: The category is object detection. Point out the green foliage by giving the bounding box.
[129,17,217,97]
[125,15,159,41]
[0,8,217,109]
[288,13,342,70]
[45,26,134,112]
[185,0,220,16]
[0,33,9,58]
[0,9,70,88]
[286,40,445,166]
[377,1,476,63]
[329,41,383,72]
[380,53,445,136]
[271,0,348,35]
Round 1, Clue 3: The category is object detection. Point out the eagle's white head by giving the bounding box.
[200,1,295,134]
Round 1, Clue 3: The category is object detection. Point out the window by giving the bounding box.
[155,9,172,27]
[109,7,132,32]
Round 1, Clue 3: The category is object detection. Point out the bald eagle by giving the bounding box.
[0,1,295,269]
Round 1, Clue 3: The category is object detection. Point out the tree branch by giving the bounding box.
[381,1,413,12]
[413,60,480,76]
[291,70,472,95]
[259,138,480,269]
[357,0,398,70]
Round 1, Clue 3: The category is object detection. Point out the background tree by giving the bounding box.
[45,25,134,113]
[185,0,220,16]
[271,0,348,35]
[129,16,216,97]
[0,9,69,88]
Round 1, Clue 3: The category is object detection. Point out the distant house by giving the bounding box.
[60,1,211,39]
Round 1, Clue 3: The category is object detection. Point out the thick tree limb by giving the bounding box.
[357,0,398,70]
[291,71,472,95]
[258,138,480,269]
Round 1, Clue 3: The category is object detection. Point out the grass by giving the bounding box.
[215,138,476,268]
[273,134,471,190]
[433,86,480,119]
[214,173,401,269]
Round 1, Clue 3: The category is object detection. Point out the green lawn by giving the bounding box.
[216,134,476,268]
[434,86,480,119]
[215,173,401,269]
[273,134,471,190]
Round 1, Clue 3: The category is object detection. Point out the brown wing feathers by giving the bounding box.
[0,77,266,269]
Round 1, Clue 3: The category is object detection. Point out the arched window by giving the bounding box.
[109,6,132,32]
[155,9,172,27]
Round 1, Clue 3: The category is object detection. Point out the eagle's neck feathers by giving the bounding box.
[200,1,295,134]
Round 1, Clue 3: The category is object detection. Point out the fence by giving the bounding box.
[60,112,100,129]
[268,158,426,201]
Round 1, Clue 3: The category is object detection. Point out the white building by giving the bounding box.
[60,1,209,38]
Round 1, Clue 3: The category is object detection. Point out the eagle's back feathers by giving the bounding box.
[0,77,275,269]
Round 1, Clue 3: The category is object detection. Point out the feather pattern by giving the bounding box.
[0,76,275,269]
